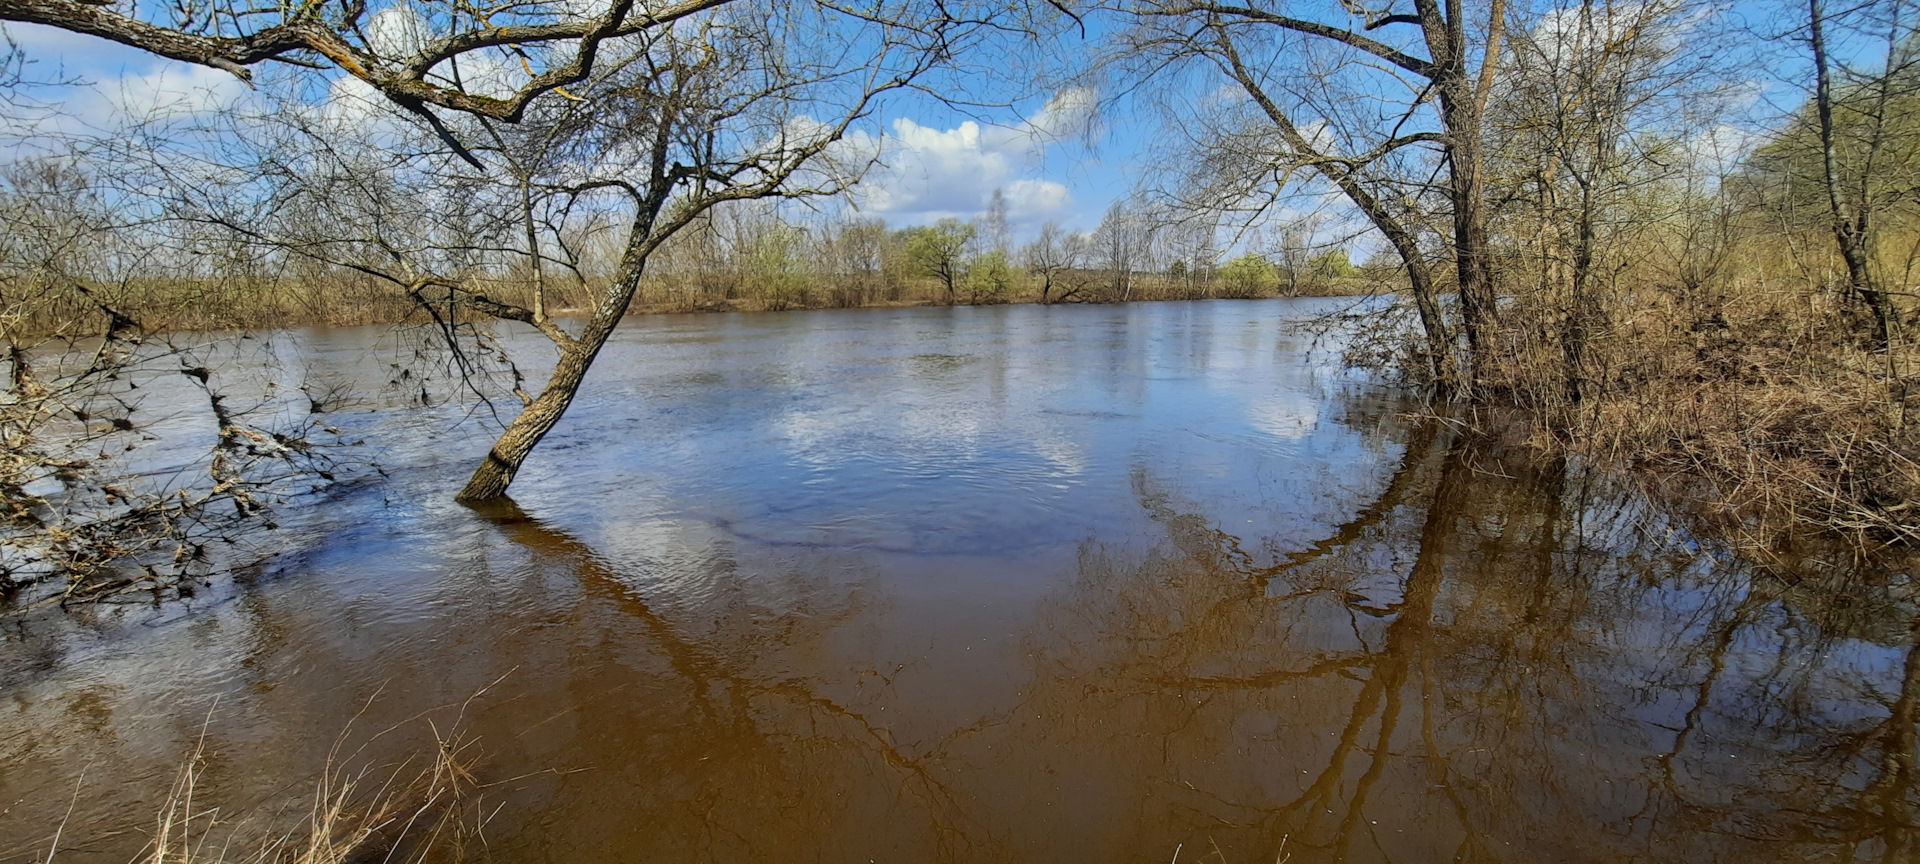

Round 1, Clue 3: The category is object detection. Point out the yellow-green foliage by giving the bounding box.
[1217,253,1279,298]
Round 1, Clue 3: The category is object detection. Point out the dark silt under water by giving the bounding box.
[3,299,1917,863]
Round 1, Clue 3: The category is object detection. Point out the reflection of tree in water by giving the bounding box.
[467,413,1920,863]
[31,415,1920,862]
[473,501,1009,862]
[1008,426,1920,864]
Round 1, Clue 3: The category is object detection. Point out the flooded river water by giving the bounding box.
[3,300,1917,863]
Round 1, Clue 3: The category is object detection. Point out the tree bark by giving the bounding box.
[456,334,605,501]
[1427,0,1500,374]
[456,247,644,502]
[1809,0,1893,347]
[1563,179,1597,405]
[1449,126,1500,364]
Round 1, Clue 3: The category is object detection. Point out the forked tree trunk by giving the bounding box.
[1421,0,1503,383]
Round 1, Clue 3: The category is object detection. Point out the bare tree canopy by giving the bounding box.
[0,0,1028,166]
[1097,0,1507,385]
[4,0,754,122]
[76,0,1043,501]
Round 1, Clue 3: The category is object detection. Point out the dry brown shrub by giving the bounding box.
[1486,279,1920,561]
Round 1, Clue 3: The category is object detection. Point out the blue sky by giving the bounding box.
[0,0,1861,250]
[1,17,1140,236]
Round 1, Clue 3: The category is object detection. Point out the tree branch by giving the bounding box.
[1149,1,1435,76]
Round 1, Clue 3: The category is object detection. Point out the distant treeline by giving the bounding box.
[0,180,1380,334]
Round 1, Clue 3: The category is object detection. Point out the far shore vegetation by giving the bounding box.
[5,204,1385,337]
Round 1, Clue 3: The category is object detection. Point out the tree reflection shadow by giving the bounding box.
[1008,426,1920,863]
[471,419,1920,863]
[469,499,1010,862]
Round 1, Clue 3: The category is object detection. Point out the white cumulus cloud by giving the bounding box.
[839,88,1094,227]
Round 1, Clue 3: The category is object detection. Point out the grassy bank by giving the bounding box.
[14,271,1386,336]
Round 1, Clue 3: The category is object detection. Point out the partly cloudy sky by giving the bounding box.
[3,23,252,136]
[832,87,1101,229]
[1,1,1818,249]
[1,20,1131,234]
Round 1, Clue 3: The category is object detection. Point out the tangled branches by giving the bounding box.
[2,312,349,605]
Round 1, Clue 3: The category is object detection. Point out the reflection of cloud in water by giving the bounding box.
[1245,392,1321,439]
[1030,436,1086,478]
[8,303,1920,864]
[591,519,737,606]
[772,406,842,470]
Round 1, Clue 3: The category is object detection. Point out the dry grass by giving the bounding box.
[35,699,496,864]
[1483,280,1920,564]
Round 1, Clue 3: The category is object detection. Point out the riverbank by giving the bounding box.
[1474,280,1920,569]
[15,274,1389,337]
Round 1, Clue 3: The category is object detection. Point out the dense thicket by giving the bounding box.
[1105,0,1920,556]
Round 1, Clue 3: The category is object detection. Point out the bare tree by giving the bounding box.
[1022,220,1077,303]
[1091,199,1145,301]
[1107,0,1510,385]
[1490,0,1721,403]
[1801,0,1917,348]
[1154,215,1218,298]
[1273,217,1316,296]
[2,0,799,162]
[983,186,1012,252]
[146,0,1001,502]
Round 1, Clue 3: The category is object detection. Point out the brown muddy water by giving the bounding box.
[2,299,1917,863]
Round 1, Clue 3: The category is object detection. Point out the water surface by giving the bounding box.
[2,300,1916,863]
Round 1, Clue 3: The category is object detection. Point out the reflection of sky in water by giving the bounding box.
[492,301,1390,567]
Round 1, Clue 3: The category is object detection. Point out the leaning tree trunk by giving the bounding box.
[1311,157,1456,387]
[1212,32,1459,390]
[455,272,638,502]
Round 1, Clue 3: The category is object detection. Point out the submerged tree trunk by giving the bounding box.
[1430,0,1502,379]
[456,222,657,502]
[457,309,622,502]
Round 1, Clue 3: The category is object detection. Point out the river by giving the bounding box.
[2,299,1915,863]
